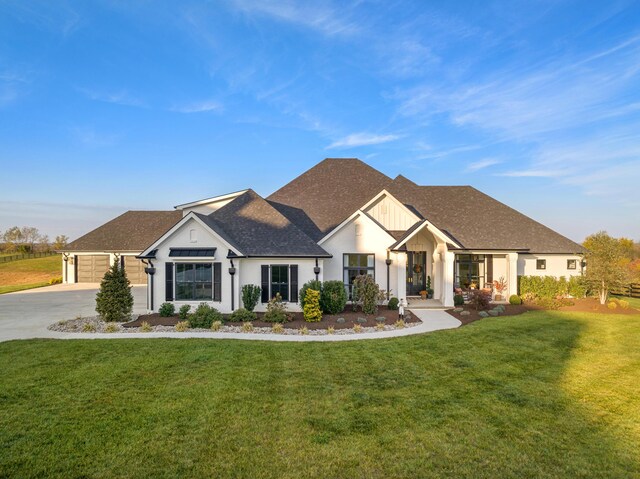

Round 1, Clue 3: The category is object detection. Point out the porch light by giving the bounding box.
[144,267,156,275]
[228,267,236,275]
[313,266,321,275]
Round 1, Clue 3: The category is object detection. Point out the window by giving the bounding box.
[455,254,486,288]
[343,254,374,297]
[175,263,212,300]
[567,259,576,270]
[270,265,289,302]
[536,259,546,270]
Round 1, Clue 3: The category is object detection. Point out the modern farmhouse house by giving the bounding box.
[60,158,584,310]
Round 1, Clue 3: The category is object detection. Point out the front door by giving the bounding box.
[406,251,427,296]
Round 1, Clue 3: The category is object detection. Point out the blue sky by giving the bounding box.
[1,1,639,242]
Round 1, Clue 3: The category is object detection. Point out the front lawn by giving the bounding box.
[1,310,639,478]
[0,255,60,294]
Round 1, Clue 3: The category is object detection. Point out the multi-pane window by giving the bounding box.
[567,259,577,270]
[343,254,374,296]
[270,265,289,302]
[175,263,212,300]
[536,259,547,270]
[455,254,486,288]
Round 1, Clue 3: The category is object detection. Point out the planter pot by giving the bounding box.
[495,294,503,301]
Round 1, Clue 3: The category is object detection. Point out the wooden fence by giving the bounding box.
[0,252,58,263]
[611,283,640,299]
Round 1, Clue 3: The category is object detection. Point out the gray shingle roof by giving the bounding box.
[267,158,391,241]
[61,211,183,252]
[202,189,331,257]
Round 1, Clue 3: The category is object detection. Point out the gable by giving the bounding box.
[362,191,419,231]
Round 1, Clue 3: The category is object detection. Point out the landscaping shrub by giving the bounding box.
[519,275,585,299]
[303,288,322,322]
[242,322,254,333]
[82,322,96,333]
[49,276,62,285]
[327,326,335,335]
[453,294,464,306]
[178,304,191,320]
[299,326,309,335]
[140,321,152,332]
[509,294,522,305]
[95,260,133,322]
[104,323,119,333]
[263,293,290,323]
[320,280,347,314]
[159,302,175,317]
[607,301,618,310]
[175,321,189,332]
[394,320,405,329]
[618,299,630,310]
[469,290,491,311]
[241,285,262,312]
[387,297,399,310]
[353,324,363,333]
[568,276,587,298]
[230,308,257,322]
[531,297,574,310]
[271,323,284,334]
[299,280,322,309]
[188,303,223,329]
[210,320,222,331]
[352,274,380,314]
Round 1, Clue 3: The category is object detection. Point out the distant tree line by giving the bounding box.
[0,226,68,253]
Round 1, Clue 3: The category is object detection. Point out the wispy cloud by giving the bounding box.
[465,158,501,172]
[79,87,145,107]
[171,100,222,113]
[326,132,401,149]
[395,34,640,140]
[227,0,360,36]
[69,126,119,147]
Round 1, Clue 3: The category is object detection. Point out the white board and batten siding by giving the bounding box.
[364,195,417,231]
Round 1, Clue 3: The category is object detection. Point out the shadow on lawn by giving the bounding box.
[0,310,638,478]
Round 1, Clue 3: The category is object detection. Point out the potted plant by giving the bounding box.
[493,276,507,301]
[419,290,427,300]
[426,276,433,299]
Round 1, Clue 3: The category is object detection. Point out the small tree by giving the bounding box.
[299,279,322,309]
[583,231,630,305]
[320,280,347,314]
[95,259,134,322]
[303,288,322,322]
[53,235,69,250]
[241,284,261,312]
[352,274,380,315]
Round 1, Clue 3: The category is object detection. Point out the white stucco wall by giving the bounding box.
[518,254,583,278]
[321,213,397,299]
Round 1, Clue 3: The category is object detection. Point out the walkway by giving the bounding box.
[0,284,460,342]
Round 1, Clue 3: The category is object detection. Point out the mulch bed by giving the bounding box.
[125,307,417,330]
[446,304,531,325]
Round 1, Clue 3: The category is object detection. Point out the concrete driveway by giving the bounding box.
[0,284,147,342]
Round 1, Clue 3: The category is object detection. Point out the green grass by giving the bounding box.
[0,282,50,294]
[0,255,60,294]
[1,311,639,478]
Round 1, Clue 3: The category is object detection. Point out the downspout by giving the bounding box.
[229,259,236,311]
[142,259,155,312]
[62,253,69,283]
[385,251,392,300]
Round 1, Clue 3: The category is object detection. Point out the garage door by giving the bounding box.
[124,256,147,284]
[77,255,110,283]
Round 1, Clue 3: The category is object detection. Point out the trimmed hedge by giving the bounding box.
[519,275,586,299]
[320,280,347,314]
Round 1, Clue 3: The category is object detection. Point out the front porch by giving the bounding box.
[406,296,445,309]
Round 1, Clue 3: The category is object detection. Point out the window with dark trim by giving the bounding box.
[175,263,213,300]
[270,265,289,302]
[567,259,577,270]
[343,254,375,297]
[536,259,547,270]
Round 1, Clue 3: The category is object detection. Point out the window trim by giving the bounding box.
[343,253,375,298]
[173,262,214,302]
[536,259,547,270]
[567,259,577,270]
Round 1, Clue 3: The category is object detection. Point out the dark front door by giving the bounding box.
[406,251,426,296]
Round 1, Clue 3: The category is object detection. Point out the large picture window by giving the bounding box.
[175,263,213,300]
[343,253,375,297]
[270,265,289,302]
[455,254,486,289]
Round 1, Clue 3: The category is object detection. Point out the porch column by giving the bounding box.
[395,252,407,301]
[443,251,455,307]
[432,250,441,300]
[507,253,518,298]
